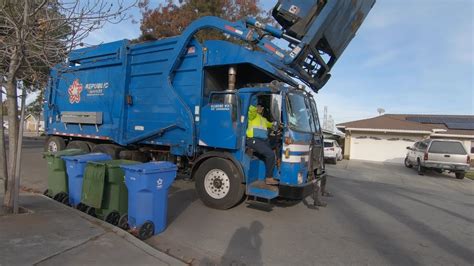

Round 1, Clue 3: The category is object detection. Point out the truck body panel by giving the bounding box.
[44,1,375,207]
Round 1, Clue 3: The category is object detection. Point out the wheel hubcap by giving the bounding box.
[204,169,230,199]
[48,142,58,152]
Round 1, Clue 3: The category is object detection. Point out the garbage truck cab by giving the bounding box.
[196,80,321,208]
[44,0,375,209]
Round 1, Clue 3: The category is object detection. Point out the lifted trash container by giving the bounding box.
[62,153,112,208]
[81,160,140,225]
[43,149,86,203]
[121,161,177,239]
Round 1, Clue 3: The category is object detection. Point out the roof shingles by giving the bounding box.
[336,114,474,137]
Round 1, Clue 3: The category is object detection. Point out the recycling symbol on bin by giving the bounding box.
[156,178,163,189]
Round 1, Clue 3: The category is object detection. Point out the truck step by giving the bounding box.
[247,181,279,200]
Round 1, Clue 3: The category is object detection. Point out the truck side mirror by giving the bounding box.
[406,146,412,150]
[270,94,282,123]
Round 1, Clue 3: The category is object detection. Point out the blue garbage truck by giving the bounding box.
[44,0,375,209]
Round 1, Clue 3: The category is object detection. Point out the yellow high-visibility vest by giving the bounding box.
[246,105,272,138]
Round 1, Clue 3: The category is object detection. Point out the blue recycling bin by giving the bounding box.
[121,161,177,239]
[62,153,112,207]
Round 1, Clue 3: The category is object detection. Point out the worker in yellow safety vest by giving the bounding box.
[246,104,279,185]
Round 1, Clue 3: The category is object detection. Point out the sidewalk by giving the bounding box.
[0,193,185,266]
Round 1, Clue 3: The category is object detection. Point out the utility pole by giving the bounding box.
[323,106,328,131]
[328,115,334,132]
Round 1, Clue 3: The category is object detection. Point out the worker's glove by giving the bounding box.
[272,121,279,130]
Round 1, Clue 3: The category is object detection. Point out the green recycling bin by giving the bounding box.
[43,149,86,202]
[81,160,140,225]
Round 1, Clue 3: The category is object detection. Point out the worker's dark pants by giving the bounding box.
[247,138,275,178]
[321,175,327,193]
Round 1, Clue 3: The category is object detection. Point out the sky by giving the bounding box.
[84,0,473,126]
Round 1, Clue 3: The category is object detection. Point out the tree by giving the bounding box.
[0,0,136,213]
[137,0,271,42]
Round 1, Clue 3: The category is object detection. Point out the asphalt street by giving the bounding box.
[15,138,474,265]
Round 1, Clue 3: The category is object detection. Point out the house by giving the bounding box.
[24,113,44,132]
[336,114,474,163]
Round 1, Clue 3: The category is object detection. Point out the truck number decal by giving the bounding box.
[210,104,230,111]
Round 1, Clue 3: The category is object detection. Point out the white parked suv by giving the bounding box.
[324,139,343,164]
[405,139,470,179]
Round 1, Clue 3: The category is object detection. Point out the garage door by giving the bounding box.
[350,134,416,163]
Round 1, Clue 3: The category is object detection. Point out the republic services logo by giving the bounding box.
[68,79,83,104]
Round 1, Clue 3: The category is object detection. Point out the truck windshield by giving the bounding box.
[309,98,321,133]
[429,141,467,155]
[286,92,313,133]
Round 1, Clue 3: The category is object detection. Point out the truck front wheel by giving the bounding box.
[195,157,244,210]
[44,136,66,152]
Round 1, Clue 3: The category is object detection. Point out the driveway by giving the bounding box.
[13,139,474,265]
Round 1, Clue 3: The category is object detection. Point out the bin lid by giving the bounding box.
[61,153,112,162]
[120,161,177,174]
[43,148,85,158]
[88,159,140,168]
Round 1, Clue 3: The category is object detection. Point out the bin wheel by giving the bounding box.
[53,192,67,202]
[86,206,96,217]
[52,193,61,201]
[118,214,129,230]
[138,221,154,240]
[61,195,70,205]
[43,189,50,197]
[76,203,87,212]
[105,211,121,226]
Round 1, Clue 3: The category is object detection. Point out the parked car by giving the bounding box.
[324,139,343,164]
[404,139,470,179]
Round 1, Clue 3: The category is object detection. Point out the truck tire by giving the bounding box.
[455,172,465,179]
[92,144,124,159]
[85,141,96,152]
[119,150,149,162]
[66,141,91,152]
[44,136,66,152]
[404,157,412,168]
[195,157,245,210]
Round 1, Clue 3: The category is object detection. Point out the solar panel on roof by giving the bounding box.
[430,117,444,123]
[407,116,474,125]
[445,122,474,130]
[406,117,435,123]
[447,117,474,123]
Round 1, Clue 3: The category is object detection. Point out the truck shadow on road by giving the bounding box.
[335,177,474,265]
[197,221,264,266]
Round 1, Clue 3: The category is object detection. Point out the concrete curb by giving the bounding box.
[39,194,187,266]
